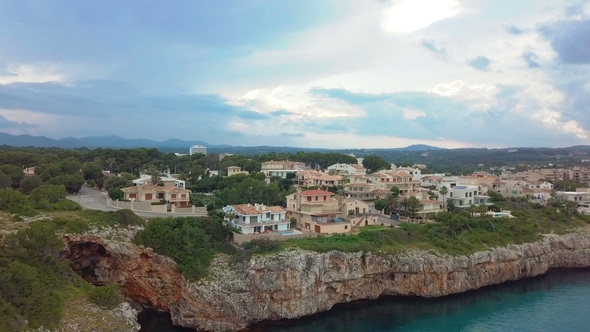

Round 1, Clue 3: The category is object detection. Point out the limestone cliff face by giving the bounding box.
[64,232,590,332]
[172,233,590,331]
[63,235,182,312]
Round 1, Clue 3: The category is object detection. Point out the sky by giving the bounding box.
[0,0,589,149]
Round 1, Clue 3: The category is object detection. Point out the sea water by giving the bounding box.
[139,268,590,332]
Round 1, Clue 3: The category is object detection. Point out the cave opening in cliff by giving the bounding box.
[65,242,113,286]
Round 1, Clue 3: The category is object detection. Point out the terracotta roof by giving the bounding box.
[351,164,366,170]
[120,185,190,193]
[387,171,413,178]
[231,204,284,215]
[421,176,442,180]
[370,173,387,177]
[121,187,138,193]
[300,189,334,196]
[268,206,286,213]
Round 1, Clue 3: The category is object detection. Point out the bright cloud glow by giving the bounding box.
[381,0,462,33]
[0,64,62,85]
[403,109,426,120]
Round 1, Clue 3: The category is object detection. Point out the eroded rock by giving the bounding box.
[63,232,590,332]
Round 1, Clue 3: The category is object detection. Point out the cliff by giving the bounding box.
[64,232,590,332]
[63,234,183,312]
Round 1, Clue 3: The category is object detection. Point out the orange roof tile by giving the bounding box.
[300,189,334,196]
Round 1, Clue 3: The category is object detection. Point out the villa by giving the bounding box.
[223,203,290,234]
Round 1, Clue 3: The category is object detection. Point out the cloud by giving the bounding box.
[564,3,585,18]
[467,56,491,71]
[0,81,269,141]
[0,64,63,85]
[280,132,305,137]
[0,114,34,130]
[522,51,540,68]
[421,39,447,57]
[307,86,589,147]
[540,19,590,64]
[270,110,296,116]
[506,25,523,35]
[381,0,462,34]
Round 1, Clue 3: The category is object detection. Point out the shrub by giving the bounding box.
[0,222,79,330]
[83,283,123,309]
[107,187,124,200]
[51,199,82,211]
[134,216,233,280]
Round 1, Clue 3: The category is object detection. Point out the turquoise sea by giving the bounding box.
[139,268,590,332]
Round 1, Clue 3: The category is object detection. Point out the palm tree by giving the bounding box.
[439,186,448,206]
[478,204,489,216]
[386,194,398,215]
[404,196,423,219]
[468,205,477,217]
[398,197,409,215]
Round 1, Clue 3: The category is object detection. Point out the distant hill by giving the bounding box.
[392,144,445,151]
[0,132,444,152]
[0,132,210,149]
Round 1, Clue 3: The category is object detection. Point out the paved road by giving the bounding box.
[67,185,117,212]
[67,185,206,218]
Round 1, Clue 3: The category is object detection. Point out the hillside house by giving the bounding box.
[223,203,289,234]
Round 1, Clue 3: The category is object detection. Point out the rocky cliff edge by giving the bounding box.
[64,231,590,331]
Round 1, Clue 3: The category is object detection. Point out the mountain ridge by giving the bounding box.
[0,132,445,151]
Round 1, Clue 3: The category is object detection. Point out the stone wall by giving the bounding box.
[107,199,207,216]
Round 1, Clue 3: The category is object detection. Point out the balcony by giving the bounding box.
[231,219,289,227]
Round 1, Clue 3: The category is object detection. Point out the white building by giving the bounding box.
[223,203,289,234]
[326,163,366,175]
[441,185,490,208]
[396,167,421,178]
[261,160,306,179]
[189,145,207,156]
[133,173,186,188]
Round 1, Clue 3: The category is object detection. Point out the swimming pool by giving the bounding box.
[276,230,303,236]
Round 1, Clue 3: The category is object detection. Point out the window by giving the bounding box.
[266,212,271,218]
[315,196,318,201]
[181,194,186,198]
[172,194,176,199]
[345,225,348,230]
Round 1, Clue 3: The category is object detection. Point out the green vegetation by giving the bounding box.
[246,201,590,257]
[82,283,123,309]
[362,155,391,173]
[0,208,136,331]
[133,216,234,280]
[0,223,79,331]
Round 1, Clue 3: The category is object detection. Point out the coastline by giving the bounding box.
[64,228,590,332]
[243,267,590,332]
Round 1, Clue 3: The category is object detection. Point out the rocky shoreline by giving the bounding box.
[63,230,590,331]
